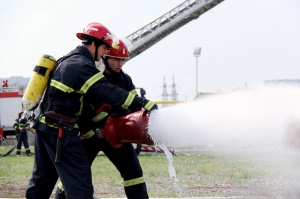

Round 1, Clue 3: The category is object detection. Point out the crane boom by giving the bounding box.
[126,0,225,61]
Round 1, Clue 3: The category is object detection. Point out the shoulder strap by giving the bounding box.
[55,52,83,71]
[37,52,84,116]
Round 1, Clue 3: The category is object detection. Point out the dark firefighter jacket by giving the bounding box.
[37,45,151,134]
[79,70,138,138]
[104,70,136,93]
[13,118,29,134]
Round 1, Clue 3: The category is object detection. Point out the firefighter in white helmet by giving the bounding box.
[25,22,157,199]
[55,38,155,199]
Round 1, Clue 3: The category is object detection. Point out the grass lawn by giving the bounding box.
[0,146,299,198]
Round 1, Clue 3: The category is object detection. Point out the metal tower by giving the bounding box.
[162,76,169,107]
[170,75,178,101]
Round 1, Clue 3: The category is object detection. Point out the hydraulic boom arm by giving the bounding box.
[126,0,225,61]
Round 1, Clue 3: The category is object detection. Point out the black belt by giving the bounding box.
[45,111,76,130]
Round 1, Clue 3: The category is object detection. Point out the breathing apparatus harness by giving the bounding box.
[29,51,82,140]
[35,52,81,119]
[35,52,84,162]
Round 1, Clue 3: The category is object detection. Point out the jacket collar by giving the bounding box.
[73,45,93,61]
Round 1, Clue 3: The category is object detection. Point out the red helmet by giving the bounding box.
[76,22,116,48]
[106,38,132,59]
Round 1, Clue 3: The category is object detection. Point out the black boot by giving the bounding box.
[26,149,32,156]
[125,183,149,199]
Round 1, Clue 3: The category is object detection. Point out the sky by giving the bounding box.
[1,0,300,102]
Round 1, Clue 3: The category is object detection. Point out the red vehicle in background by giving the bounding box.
[0,80,24,145]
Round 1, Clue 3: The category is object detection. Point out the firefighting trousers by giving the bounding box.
[16,131,31,154]
[55,135,149,199]
[85,136,148,199]
[25,126,94,199]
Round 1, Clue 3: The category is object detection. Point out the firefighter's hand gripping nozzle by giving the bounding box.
[22,55,56,114]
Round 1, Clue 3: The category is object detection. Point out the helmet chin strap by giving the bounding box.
[102,57,116,74]
[94,45,99,62]
[94,41,100,62]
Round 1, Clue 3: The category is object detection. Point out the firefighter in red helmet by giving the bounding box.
[55,38,153,199]
[25,22,157,199]
[96,38,151,198]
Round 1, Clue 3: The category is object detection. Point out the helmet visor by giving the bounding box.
[110,33,119,49]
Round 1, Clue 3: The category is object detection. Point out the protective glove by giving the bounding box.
[110,106,131,118]
[129,96,158,113]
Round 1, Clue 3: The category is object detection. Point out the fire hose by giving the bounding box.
[0,131,22,157]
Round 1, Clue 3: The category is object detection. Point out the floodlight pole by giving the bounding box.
[193,47,201,94]
[196,56,198,94]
